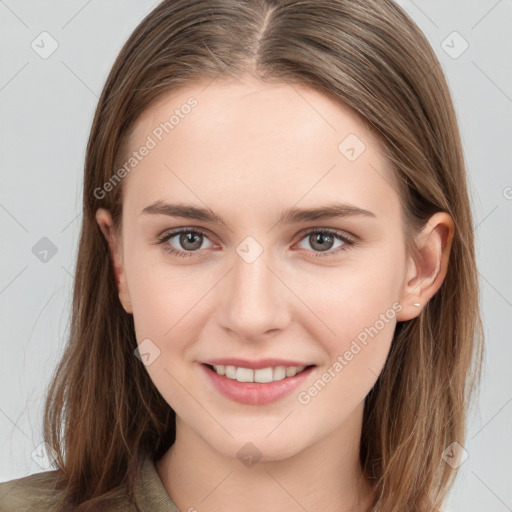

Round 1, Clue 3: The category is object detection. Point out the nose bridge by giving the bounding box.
[218,243,291,339]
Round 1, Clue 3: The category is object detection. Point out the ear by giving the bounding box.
[95,208,133,314]
[396,212,454,321]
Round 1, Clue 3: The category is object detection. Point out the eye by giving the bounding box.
[155,227,355,259]
[156,228,215,257]
[296,229,354,257]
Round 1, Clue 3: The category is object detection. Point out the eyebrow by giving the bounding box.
[140,200,376,226]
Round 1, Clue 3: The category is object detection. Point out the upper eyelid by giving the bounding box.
[157,226,212,239]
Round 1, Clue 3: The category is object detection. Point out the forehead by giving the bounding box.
[122,75,401,221]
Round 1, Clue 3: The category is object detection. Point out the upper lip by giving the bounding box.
[202,358,315,370]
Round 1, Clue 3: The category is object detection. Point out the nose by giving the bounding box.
[216,246,292,342]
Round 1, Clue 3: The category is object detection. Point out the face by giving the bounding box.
[97,75,429,462]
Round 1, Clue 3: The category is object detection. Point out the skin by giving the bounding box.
[96,74,453,512]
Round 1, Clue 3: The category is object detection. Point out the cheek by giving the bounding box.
[124,250,206,340]
[295,251,403,339]
[293,300,399,419]
[124,258,208,410]
[292,252,404,399]
[124,257,216,407]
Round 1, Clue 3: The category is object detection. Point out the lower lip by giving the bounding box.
[200,364,315,405]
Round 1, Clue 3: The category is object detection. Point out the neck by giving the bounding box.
[156,402,374,512]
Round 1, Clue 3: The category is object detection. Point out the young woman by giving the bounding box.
[0,0,483,510]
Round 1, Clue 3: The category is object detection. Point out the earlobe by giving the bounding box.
[95,208,133,314]
[396,212,454,321]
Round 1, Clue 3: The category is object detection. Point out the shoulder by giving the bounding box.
[0,455,175,512]
[0,470,65,512]
[0,470,135,512]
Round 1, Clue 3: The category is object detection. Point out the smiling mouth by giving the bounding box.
[204,363,315,384]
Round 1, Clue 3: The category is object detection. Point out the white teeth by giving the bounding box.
[273,365,286,381]
[212,364,306,383]
[286,367,298,377]
[254,367,273,383]
[236,367,254,382]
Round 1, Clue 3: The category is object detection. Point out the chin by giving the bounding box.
[215,433,309,465]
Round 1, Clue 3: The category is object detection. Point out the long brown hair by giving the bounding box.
[43,0,484,510]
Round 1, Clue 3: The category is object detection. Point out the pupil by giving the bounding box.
[311,233,333,252]
[180,232,202,250]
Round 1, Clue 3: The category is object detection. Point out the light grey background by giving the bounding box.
[0,1,511,511]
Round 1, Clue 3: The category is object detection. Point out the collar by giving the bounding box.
[133,455,180,511]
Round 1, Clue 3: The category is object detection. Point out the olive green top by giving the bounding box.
[0,456,179,511]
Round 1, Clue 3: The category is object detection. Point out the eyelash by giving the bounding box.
[155,228,355,259]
